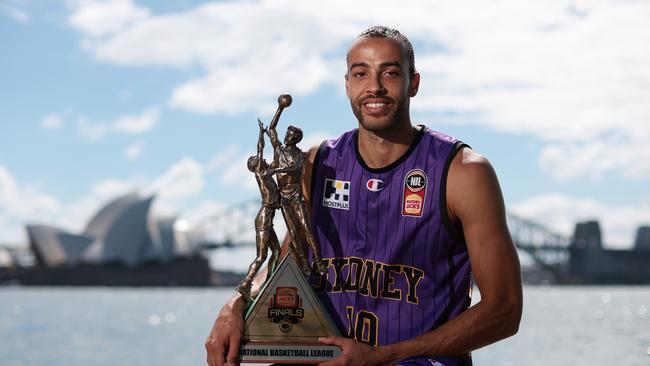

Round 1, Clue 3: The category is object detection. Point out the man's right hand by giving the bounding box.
[205,295,247,366]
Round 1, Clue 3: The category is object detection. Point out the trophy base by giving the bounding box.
[240,341,341,364]
[241,254,342,364]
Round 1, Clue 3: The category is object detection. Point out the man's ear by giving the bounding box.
[408,72,420,97]
[345,73,350,98]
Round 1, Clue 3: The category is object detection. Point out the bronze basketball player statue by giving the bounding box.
[235,119,282,302]
[229,94,342,364]
[236,94,327,301]
[265,95,328,277]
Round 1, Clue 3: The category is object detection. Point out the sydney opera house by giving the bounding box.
[0,193,232,286]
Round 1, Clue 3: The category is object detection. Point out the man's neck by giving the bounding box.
[357,120,418,169]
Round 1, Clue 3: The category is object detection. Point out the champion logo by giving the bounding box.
[366,178,384,192]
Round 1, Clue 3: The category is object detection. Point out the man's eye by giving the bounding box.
[353,72,366,78]
[384,71,400,77]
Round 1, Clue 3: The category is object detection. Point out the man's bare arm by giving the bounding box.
[205,264,269,366]
[320,148,523,365]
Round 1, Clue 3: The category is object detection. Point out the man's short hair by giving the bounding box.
[356,25,416,78]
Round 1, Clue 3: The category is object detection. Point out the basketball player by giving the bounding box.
[206,26,522,366]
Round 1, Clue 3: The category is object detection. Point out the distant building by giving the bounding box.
[634,226,650,250]
[26,193,199,268]
[569,220,650,283]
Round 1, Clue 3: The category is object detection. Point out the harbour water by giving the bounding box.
[1,286,649,365]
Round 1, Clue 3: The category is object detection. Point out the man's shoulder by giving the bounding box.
[307,129,357,157]
[419,125,463,147]
[327,128,357,146]
[451,147,491,175]
[447,147,498,204]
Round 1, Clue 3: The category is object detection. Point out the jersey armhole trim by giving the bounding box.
[439,141,469,244]
[309,140,328,202]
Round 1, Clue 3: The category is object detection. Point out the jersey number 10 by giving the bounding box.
[345,306,378,346]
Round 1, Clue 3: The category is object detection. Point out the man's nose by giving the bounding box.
[366,73,387,95]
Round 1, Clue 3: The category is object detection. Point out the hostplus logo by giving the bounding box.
[322,179,350,210]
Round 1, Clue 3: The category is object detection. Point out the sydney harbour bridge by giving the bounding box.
[195,199,571,282]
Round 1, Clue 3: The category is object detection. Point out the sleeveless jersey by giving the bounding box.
[309,126,473,366]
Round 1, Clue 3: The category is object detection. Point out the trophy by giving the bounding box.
[236,94,342,364]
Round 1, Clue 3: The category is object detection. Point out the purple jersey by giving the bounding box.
[309,126,472,366]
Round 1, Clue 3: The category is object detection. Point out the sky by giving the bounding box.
[1,0,649,270]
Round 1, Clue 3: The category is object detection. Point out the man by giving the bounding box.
[235,119,281,302]
[206,26,522,366]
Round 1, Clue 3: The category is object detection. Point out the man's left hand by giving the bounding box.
[318,337,389,366]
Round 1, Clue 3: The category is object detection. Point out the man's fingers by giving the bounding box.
[225,334,242,366]
[318,336,346,347]
[205,339,225,366]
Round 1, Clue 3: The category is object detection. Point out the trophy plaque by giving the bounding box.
[240,254,341,363]
[237,94,341,364]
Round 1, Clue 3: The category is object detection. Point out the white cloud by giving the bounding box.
[113,108,159,134]
[511,194,650,248]
[91,179,136,198]
[0,155,208,245]
[76,116,109,140]
[182,199,227,225]
[148,156,204,200]
[0,168,144,244]
[41,114,63,129]
[205,144,240,172]
[0,166,61,220]
[208,130,333,193]
[0,166,63,243]
[67,0,353,113]
[75,108,160,140]
[538,138,650,181]
[219,154,255,191]
[169,53,333,114]
[66,0,650,180]
[124,141,144,160]
[68,0,149,37]
[0,157,250,246]
[1,4,30,24]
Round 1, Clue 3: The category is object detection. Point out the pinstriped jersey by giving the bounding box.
[309,126,473,366]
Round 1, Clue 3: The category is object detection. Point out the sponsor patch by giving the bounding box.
[402,169,427,217]
[366,178,384,192]
[268,287,303,333]
[323,178,350,210]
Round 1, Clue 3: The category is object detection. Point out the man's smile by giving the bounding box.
[362,98,392,115]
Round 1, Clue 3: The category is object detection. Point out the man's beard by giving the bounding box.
[350,97,406,133]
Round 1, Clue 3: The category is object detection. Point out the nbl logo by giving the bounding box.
[406,175,425,191]
[402,169,428,217]
[323,179,350,210]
